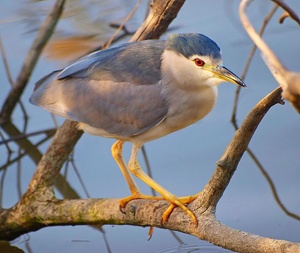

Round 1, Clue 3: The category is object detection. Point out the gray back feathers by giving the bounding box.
[58,40,166,85]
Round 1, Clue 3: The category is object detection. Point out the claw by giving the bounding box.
[161,203,176,223]
[162,203,198,225]
[119,193,199,226]
[162,194,200,225]
[148,226,154,240]
[119,193,164,213]
[119,205,126,214]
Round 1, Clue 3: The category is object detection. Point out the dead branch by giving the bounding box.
[130,0,185,41]
[239,0,300,113]
[231,4,278,126]
[104,0,142,49]
[271,0,300,25]
[194,88,283,212]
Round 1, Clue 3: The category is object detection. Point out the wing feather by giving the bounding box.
[58,40,166,85]
[30,40,168,137]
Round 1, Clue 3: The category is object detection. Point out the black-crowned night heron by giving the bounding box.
[30,33,246,224]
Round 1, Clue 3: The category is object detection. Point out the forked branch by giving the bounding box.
[239,0,300,112]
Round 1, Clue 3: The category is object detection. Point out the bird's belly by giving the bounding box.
[131,86,218,143]
[77,122,116,138]
[77,86,217,144]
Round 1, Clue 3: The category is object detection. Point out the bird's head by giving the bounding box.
[163,33,246,89]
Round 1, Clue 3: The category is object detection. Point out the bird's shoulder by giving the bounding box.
[57,40,166,85]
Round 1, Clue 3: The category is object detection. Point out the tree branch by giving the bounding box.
[130,0,185,41]
[271,0,300,25]
[193,88,283,212]
[23,121,83,197]
[239,0,300,113]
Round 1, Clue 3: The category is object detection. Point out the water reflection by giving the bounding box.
[16,0,137,62]
[157,243,230,253]
[0,241,25,253]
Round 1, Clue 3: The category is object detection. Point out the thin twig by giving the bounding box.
[0,125,13,154]
[271,0,300,25]
[231,5,278,126]
[247,147,300,221]
[69,156,90,198]
[0,0,66,123]
[0,133,54,172]
[141,146,156,197]
[0,37,14,86]
[0,37,30,124]
[104,0,142,49]
[239,0,286,79]
[240,0,300,111]
[101,230,113,253]
[0,128,56,145]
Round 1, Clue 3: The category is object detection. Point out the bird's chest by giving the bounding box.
[164,85,218,130]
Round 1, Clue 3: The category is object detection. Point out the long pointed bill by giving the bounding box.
[207,65,247,87]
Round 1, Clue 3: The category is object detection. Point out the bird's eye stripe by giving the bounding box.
[194,58,205,67]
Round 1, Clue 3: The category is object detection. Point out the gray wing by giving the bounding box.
[30,40,168,137]
[58,40,166,84]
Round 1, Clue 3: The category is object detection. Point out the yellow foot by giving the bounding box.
[119,193,164,212]
[119,193,200,225]
[162,194,200,224]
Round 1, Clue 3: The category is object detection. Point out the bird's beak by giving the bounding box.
[206,65,246,87]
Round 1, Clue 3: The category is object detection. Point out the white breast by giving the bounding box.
[130,50,218,144]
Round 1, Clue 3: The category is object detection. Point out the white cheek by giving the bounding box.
[205,75,225,86]
[192,65,230,88]
[191,66,223,88]
[162,50,223,89]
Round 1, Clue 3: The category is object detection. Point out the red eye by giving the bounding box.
[194,58,205,67]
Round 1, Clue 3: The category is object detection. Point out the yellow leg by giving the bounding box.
[112,141,140,194]
[111,141,164,209]
[127,143,197,224]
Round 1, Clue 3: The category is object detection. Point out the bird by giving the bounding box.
[30,33,246,224]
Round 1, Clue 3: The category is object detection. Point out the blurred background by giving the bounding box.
[0,0,299,252]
